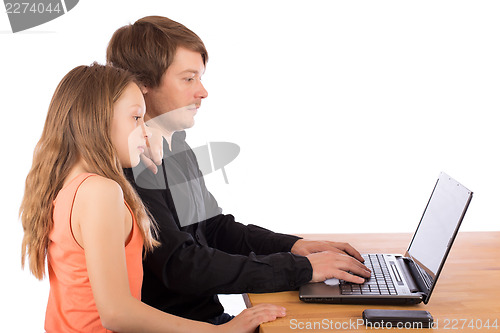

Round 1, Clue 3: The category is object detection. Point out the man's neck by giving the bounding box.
[163,131,174,150]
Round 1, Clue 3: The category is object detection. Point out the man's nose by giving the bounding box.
[196,81,208,99]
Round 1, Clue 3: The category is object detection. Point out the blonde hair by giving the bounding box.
[20,63,158,280]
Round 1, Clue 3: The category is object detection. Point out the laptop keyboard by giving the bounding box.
[340,254,398,295]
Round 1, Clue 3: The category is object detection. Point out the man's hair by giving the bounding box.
[106,16,208,89]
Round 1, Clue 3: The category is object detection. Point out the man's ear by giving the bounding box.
[141,85,148,95]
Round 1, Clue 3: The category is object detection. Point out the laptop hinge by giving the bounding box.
[403,257,429,296]
[397,258,418,292]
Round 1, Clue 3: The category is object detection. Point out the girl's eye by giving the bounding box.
[133,116,141,121]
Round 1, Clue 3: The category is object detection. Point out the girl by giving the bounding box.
[20,63,285,332]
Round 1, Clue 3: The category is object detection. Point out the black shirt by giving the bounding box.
[124,131,312,322]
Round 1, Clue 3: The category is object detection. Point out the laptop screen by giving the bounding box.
[407,172,473,283]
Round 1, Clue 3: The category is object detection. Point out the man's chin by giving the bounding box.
[184,124,195,131]
[183,119,195,130]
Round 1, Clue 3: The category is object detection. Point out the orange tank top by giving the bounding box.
[44,173,144,332]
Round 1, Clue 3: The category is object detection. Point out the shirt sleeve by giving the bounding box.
[205,213,302,255]
[139,185,312,296]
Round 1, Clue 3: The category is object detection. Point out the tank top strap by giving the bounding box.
[61,172,97,194]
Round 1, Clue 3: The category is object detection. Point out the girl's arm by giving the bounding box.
[73,176,285,333]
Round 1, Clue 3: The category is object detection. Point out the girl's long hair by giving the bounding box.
[20,63,158,280]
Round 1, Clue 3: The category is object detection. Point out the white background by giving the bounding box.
[1,0,499,331]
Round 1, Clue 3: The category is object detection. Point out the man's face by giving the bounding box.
[143,46,208,133]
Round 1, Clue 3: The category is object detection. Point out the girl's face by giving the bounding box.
[111,83,151,168]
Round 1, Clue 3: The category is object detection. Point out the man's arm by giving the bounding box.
[137,183,312,296]
[198,167,363,261]
[204,213,301,256]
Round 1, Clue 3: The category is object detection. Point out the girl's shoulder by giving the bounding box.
[75,174,125,208]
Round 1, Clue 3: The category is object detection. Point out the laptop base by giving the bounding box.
[299,282,423,305]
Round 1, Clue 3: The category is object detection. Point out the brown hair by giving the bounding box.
[106,16,208,88]
[20,63,158,280]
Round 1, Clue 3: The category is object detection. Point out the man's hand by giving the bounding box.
[306,251,371,284]
[140,126,164,174]
[291,239,364,263]
[291,239,370,283]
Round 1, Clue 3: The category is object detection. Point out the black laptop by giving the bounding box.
[299,172,473,305]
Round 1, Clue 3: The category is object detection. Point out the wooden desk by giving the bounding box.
[245,232,500,332]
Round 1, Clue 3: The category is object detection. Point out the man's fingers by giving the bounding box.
[325,254,371,284]
[150,145,163,165]
[335,270,367,284]
[308,251,371,283]
[348,258,372,278]
[334,254,371,278]
[144,136,163,165]
[342,244,364,262]
[327,241,364,262]
[140,154,158,174]
[143,127,164,165]
[140,136,163,174]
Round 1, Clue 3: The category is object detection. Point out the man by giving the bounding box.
[107,16,370,324]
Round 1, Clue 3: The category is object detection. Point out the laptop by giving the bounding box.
[299,172,473,305]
